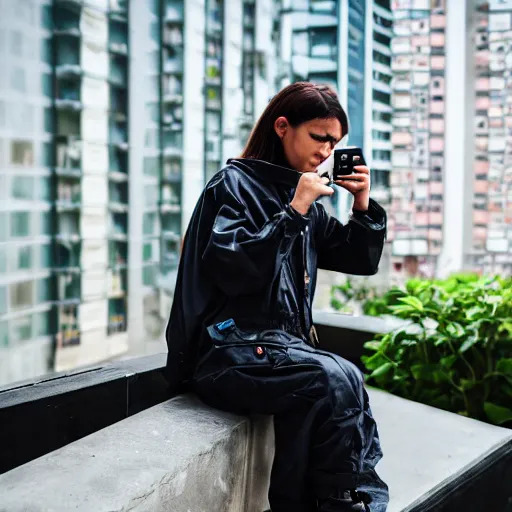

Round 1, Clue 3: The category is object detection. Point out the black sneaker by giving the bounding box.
[317,489,371,512]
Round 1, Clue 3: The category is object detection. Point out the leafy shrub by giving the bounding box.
[333,274,512,427]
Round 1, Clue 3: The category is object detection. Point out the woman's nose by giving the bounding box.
[319,143,331,159]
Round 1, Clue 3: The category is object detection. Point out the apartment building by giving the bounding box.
[470,0,512,275]
[389,0,446,278]
[0,0,279,386]
[277,0,393,220]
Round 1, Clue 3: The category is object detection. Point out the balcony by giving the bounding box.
[55,77,82,111]
[162,131,183,157]
[57,272,81,305]
[161,212,181,237]
[55,239,81,272]
[55,304,80,348]
[109,240,127,270]
[109,0,128,14]
[109,19,128,55]
[205,60,221,86]
[56,211,80,246]
[107,268,127,299]
[206,10,222,36]
[56,181,81,212]
[109,120,128,150]
[163,159,182,184]
[109,55,128,87]
[205,87,222,111]
[109,212,128,241]
[310,0,337,15]
[110,87,128,118]
[53,6,81,37]
[162,75,183,104]
[108,182,128,213]
[165,1,184,23]
[163,26,183,47]
[56,138,82,176]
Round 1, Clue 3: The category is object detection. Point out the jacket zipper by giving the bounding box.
[302,227,319,346]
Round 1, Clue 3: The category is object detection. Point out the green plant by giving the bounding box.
[360,275,512,428]
[330,278,378,313]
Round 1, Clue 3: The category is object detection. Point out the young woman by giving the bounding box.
[165,82,388,512]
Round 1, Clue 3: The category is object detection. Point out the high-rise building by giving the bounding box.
[388,0,511,279]
[389,0,446,278]
[0,0,55,382]
[0,0,280,386]
[469,0,512,275]
[369,0,393,205]
[277,0,393,221]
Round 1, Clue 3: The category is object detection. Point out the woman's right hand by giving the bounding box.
[290,173,334,215]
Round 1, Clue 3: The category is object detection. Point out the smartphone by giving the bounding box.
[333,147,367,179]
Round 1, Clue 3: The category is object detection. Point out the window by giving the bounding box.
[12,176,34,200]
[41,5,53,29]
[11,212,30,237]
[0,100,5,128]
[143,213,156,236]
[373,31,391,47]
[17,246,32,270]
[41,38,52,64]
[0,285,6,315]
[10,30,22,57]
[39,177,52,201]
[42,73,53,97]
[40,244,52,269]
[143,156,159,176]
[143,243,152,262]
[11,315,33,344]
[144,185,159,208]
[0,321,8,347]
[44,108,54,133]
[0,246,6,273]
[0,212,6,242]
[40,211,51,235]
[373,90,391,104]
[37,277,51,304]
[11,141,34,165]
[142,264,156,287]
[10,280,34,310]
[34,311,50,338]
[373,50,391,66]
[10,66,26,92]
[373,111,392,122]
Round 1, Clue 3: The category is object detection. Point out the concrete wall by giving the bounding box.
[1,390,511,512]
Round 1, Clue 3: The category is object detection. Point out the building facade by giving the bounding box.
[389,0,446,278]
[469,0,512,275]
[0,0,279,386]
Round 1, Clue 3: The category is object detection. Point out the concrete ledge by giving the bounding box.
[0,394,274,512]
[371,389,512,511]
[2,389,511,511]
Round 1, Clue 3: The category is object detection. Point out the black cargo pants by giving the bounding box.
[193,322,389,512]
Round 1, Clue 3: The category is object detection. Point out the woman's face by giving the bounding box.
[274,117,343,172]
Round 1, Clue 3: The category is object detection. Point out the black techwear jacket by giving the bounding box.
[164,158,387,391]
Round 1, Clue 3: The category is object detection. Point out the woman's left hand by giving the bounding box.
[334,165,370,212]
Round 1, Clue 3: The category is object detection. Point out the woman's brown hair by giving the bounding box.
[240,82,349,166]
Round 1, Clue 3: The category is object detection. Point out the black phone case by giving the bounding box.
[333,147,366,178]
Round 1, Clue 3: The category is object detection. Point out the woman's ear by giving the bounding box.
[274,116,289,140]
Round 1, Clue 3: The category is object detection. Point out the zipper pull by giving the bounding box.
[309,325,319,346]
[304,270,310,298]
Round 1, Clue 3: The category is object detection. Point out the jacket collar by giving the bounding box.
[226,158,302,188]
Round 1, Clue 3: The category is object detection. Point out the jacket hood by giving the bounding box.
[226,158,302,188]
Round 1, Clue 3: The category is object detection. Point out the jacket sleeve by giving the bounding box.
[202,173,309,296]
[315,198,387,275]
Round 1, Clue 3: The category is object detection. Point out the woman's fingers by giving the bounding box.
[353,165,370,174]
